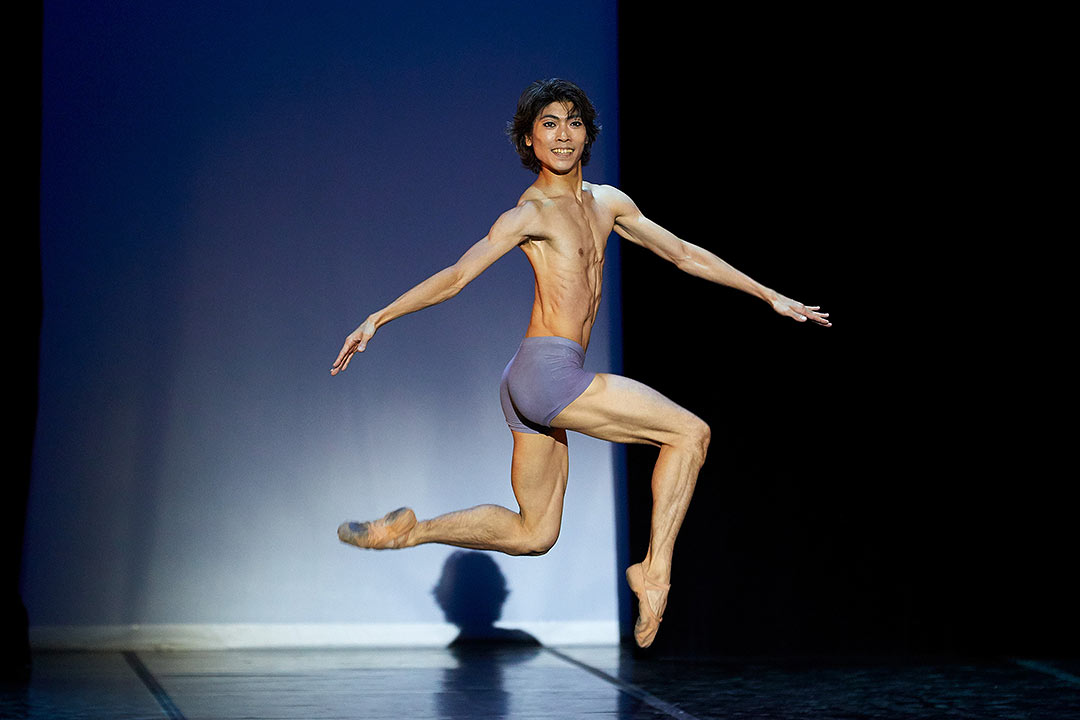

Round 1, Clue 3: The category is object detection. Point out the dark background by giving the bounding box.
[7,3,42,681]
[617,6,1074,657]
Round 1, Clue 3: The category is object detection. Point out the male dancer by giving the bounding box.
[331,79,830,648]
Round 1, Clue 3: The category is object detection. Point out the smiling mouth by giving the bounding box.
[552,148,575,156]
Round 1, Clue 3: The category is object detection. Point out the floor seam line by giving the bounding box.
[121,651,188,720]
[1011,658,1080,687]
[543,646,702,720]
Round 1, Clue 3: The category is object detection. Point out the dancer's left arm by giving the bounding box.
[603,186,831,327]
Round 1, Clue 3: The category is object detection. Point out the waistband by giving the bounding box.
[518,335,586,355]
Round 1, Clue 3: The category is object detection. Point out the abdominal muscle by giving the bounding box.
[522,249,604,353]
[516,185,612,353]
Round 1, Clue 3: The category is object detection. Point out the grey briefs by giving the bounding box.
[499,336,595,434]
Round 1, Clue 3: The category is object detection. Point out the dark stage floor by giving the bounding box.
[2,645,1078,719]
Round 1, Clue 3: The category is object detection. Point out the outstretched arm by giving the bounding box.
[608,187,831,327]
[331,204,536,375]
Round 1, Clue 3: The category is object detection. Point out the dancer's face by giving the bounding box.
[526,102,587,174]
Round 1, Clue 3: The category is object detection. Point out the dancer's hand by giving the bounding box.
[331,318,377,375]
[769,293,831,327]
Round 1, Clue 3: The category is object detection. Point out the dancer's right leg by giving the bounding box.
[552,372,711,647]
[339,429,570,556]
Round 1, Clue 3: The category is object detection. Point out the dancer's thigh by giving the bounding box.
[551,373,703,447]
[509,429,569,531]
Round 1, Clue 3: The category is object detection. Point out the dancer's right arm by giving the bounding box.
[331,203,536,375]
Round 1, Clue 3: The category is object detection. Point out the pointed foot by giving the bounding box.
[338,507,416,549]
[626,563,670,648]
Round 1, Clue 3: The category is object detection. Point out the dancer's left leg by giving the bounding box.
[339,429,570,556]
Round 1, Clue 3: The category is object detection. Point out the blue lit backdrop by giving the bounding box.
[28,1,620,643]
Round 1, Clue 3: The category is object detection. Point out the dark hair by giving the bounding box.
[506,78,601,174]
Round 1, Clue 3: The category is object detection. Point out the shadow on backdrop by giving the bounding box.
[433,550,541,648]
[433,551,541,719]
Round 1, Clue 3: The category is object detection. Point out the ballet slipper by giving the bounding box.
[626,563,670,648]
[338,507,416,549]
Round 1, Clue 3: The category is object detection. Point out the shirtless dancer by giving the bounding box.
[331,79,830,648]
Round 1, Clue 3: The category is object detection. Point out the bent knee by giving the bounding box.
[696,419,711,454]
[675,416,710,462]
[512,525,560,557]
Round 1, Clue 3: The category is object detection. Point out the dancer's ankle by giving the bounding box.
[639,558,670,583]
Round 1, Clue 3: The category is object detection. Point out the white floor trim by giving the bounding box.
[30,621,619,651]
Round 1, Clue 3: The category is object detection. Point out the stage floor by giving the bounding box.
[3,645,1078,719]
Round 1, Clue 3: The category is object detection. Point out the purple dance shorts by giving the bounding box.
[499,336,595,434]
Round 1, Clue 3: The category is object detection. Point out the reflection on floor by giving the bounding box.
[2,644,1079,719]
